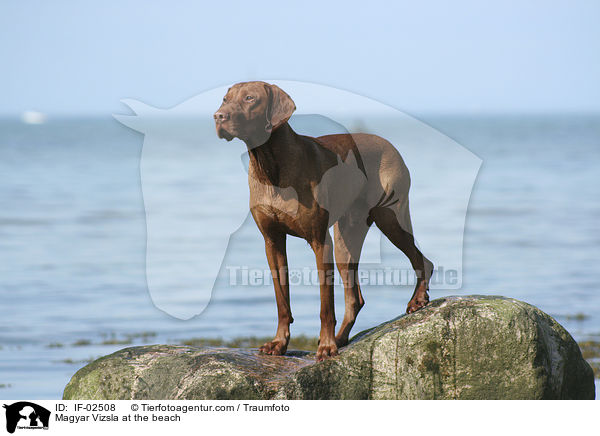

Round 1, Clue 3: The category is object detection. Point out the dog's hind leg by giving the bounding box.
[333,205,370,347]
[369,198,434,314]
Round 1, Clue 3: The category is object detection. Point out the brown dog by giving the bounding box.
[214,81,433,361]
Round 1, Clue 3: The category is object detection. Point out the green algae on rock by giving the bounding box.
[63,296,595,400]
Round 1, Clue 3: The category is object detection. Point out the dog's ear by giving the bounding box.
[265,83,296,132]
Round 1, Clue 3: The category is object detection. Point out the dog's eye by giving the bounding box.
[222,97,227,102]
[245,95,255,101]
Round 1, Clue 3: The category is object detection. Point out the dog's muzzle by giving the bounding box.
[216,125,234,141]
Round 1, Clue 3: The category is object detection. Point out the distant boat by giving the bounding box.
[21,111,47,124]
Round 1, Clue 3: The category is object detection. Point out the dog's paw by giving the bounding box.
[406,294,430,314]
[316,341,338,361]
[258,339,288,356]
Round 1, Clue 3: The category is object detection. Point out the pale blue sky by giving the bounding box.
[1,0,599,115]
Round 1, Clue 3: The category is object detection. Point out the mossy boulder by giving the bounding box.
[63,295,595,400]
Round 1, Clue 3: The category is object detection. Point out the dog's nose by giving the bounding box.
[214,111,230,122]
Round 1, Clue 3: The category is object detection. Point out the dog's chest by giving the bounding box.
[249,177,302,219]
[248,175,326,236]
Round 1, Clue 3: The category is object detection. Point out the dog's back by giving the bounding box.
[315,132,411,208]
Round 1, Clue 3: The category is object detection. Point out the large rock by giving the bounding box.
[63,296,595,400]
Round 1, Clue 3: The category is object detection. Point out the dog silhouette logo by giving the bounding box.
[3,402,50,433]
[115,80,481,320]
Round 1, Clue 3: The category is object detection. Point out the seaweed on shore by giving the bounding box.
[54,357,97,365]
[71,339,92,347]
[578,340,600,378]
[566,313,589,321]
[179,335,319,351]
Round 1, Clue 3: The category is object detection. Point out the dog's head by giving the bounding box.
[214,81,296,147]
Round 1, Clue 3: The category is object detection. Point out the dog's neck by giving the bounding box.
[245,122,298,186]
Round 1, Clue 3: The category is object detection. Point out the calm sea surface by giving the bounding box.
[0,115,599,398]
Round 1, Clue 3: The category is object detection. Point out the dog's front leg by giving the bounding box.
[311,232,338,361]
[259,232,293,356]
